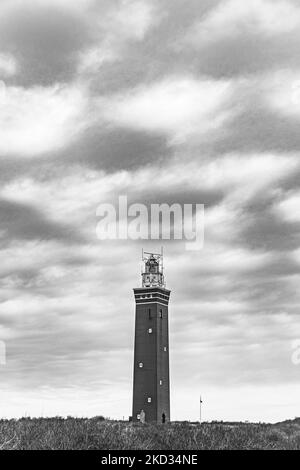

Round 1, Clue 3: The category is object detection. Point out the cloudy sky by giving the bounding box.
[0,0,300,423]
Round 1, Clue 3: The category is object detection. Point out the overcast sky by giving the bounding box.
[0,0,300,423]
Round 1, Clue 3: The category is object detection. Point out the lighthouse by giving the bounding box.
[132,250,171,423]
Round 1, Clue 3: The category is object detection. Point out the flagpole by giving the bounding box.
[200,396,202,425]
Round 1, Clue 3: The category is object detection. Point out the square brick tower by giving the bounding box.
[132,250,171,423]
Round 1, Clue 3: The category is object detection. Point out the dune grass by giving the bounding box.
[0,417,300,450]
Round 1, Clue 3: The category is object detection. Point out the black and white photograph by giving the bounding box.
[0,0,300,455]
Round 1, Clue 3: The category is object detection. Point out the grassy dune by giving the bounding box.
[0,417,300,450]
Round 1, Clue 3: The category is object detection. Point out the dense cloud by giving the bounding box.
[0,0,299,422]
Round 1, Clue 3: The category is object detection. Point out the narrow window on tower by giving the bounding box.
[164,346,167,352]
[159,380,163,385]
[148,308,151,319]
[147,397,152,403]
[139,362,143,368]
[159,309,163,318]
[148,328,152,334]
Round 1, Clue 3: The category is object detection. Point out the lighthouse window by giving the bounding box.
[139,362,143,368]
[159,380,163,385]
[147,397,152,403]
[159,309,163,318]
[148,328,152,334]
[148,308,151,319]
[164,346,167,352]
